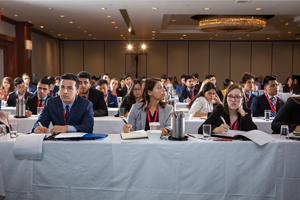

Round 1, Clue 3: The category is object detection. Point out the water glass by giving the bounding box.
[10,123,18,138]
[37,107,44,115]
[203,124,211,140]
[185,112,190,121]
[119,107,125,118]
[117,97,122,107]
[264,110,271,121]
[0,124,8,140]
[280,125,289,139]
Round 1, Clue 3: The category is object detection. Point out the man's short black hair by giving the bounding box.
[192,73,199,79]
[140,76,146,80]
[14,77,24,86]
[54,76,61,81]
[263,76,277,87]
[185,75,195,82]
[22,73,29,78]
[96,79,108,87]
[60,73,80,89]
[100,73,109,79]
[47,76,55,85]
[77,71,91,81]
[205,74,215,79]
[38,78,51,87]
[123,74,131,80]
[91,76,97,80]
[120,78,125,81]
[180,74,187,80]
[161,75,167,80]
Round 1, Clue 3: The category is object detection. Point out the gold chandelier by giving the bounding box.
[191,15,272,33]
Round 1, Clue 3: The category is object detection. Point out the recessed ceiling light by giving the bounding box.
[172,19,176,22]
[215,34,218,36]
[107,16,111,18]
[40,26,44,28]
[142,45,146,49]
[78,26,81,28]
[152,31,155,33]
[256,8,262,10]
[120,34,123,36]
[183,34,187,36]
[239,37,242,39]
[93,37,96,39]
[84,31,87,33]
[58,34,61,36]
[65,37,68,39]
[28,21,32,23]
[267,38,270,40]
[285,23,289,26]
[115,26,118,28]
[152,37,155,39]
[152,34,155,36]
[100,7,106,10]
[14,14,18,17]
[69,21,73,24]
[246,34,250,36]
[205,8,210,10]
[60,15,65,18]
[88,34,92,36]
[111,21,116,24]
[288,32,292,34]
[152,7,158,10]
[180,38,183,40]
[47,7,53,10]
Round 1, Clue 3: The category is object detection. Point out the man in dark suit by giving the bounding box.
[120,74,132,95]
[96,79,118,108]
[7,77,34,107]
[179,75,199,102]
[47,76,59,97]
[240,72,257,108]
[22,73,37,93]
[251,76,285,117]
[26,78,51,115]
[33,73,94,134]
[77,71,108,117]
[176,74,187,94]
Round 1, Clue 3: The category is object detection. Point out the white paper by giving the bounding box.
[54,132,86,139]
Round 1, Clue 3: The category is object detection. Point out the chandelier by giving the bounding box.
[191,15,273,33]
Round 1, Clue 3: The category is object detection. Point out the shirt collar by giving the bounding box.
[267,93,277,99]
[186,87,194,92]
[61,97,76,111]
[38,96,47,101]
[16,91,25,98]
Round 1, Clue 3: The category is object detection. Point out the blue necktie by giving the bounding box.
[270,97,275,117]
[65,105,70,124]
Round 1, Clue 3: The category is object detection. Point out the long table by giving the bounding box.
[9,116,274,134]
[0,134,299,200]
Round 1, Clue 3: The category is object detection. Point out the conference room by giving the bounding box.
[0,0,300,199]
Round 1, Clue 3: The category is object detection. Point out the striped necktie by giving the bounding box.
[270,97,275,117]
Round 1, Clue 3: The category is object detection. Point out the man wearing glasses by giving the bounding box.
[26,78,51,116]
[22,73,37,94]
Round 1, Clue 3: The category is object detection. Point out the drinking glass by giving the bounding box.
[117,97,122,107]
[37,107,44,115]
[119,107,125,118]
[203,124,211,140]
[280,125,289,140]
[264,110,271,121]
[10,123,18,138]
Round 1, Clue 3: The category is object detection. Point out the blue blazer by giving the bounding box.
[32,96,94,133]
[176,84,185,94]
[6,91,34,107]
[26,84,37,93]
[251,94,285,117]
[107,92,118,108]
[179,87,199,102]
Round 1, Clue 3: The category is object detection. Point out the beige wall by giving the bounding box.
[54,40,300,86]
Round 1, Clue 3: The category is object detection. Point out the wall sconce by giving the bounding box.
[25,40,32,50]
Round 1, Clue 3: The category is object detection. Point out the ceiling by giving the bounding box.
[1,0,300,40]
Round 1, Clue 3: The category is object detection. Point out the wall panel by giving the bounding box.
[230,42,251,83]
[63,41,83,74]
[105,41,126,79]
[272,42,293,83]
[251,42,272,78]
[293,42,300,75]
[168,41,188,79]
[189,41,209,81]
[146,41,167,78]
[210,42,230,88]
[83,41,104,77]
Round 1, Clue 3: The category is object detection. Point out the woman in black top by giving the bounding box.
[110,78,125,98]
[120,79,143,117]
[271,97,300,133]
[283,77,294,93]
[198,83,257,134]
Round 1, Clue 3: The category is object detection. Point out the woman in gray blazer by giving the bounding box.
[123,78,173,136]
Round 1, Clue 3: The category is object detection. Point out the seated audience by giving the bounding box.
[54,76,61,86]
[188,82,219,116]
[294,78,298,85]
[179,75,199,103]
[240,72,257,108]
[0,77,14,101]
[198,83,257,134]
[221,78,233,96]
[140,76,147,85]
[192,73,202,90]
[119,78,125,89]
[7,77,34,107]
[205,75,221,91]
[254,76,264,90]
[120,79,143,117]
[123,78,173,136]
[91,76,97,88]
[47,76,59,97]
[120,74,132,95]
[251,76,285,117]
[33,73,94,134]
[77,71,108,117]
[110,78,125,98]
[283,77,294,93]
[96,79,118,108]
[271,96,300,133]
[26,78,51,116]
[22,73,37,93]
[161,75,168,87]
[176,74,187,94]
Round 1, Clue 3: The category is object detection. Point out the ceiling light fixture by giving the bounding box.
[115,26,118,28]
[107,16,111,18]
[28,21,32,23]
[120,34,123,36]
[14,14,18,17]
[152,31,156,33]
[285,23,289,26]
[127,45,132,50]
[40,26,44,28]
[100,7,106,10]
[183,34,187,36]
[172,19,176,22]
[58,34,61,36]
[267,38,270,39]
[152,7,158,10]
[111,21,115,24]
[60,15,65,17]
[47,7,53,10]
[180,38,183,39]
[256,8,262,10]
[69,21,73,24]
[128,25,132,33]
[88,34,92,36]
[288,32,291,33]
[205,8,210,10]
[141,44,146,49]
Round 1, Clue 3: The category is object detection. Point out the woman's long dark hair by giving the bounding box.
[187,82,216,109]
[127,79,142,108]
[0,77,15,95]
[140,77,167,110]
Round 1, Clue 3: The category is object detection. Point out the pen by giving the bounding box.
[38,121,44,128]
[220,116,227,125]
[187,134,195,138]
[122,118,128,124]
[213,138,232,141]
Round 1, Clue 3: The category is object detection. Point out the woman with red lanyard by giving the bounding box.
[123,78,173,137]
[110,78,125,98]
[0,77,15,101]
[198,83,257,134]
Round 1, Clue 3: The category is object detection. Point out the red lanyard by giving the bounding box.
[265,93,277,114]
[147,106,159,124]
[26,86,29,92]
[63,108,69,125]
[230,116,239,130]
[85,93,88,99]
[105,98,108,103]
[17,95,24,100]
[246,93,250,100]
[190,89,195,99]
[4,95,7,101]
[37,99,45,108]
[50,90,54,97]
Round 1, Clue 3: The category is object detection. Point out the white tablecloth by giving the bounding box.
[175,102,189,110]
[0,134,299,200]
[277,92,293,101]
[1,107,16,115]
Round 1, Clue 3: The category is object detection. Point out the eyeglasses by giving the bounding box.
[133,88,142,91]
[227,95,243,100]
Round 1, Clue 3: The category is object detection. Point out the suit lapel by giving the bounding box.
[158,104,164,126]
[67,97,80,124]
[55,98,65,124]
[140,104,147,130]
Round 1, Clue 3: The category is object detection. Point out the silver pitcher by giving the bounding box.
[171,111,185,139]
[169,99,176,111]
[16,99,26,117]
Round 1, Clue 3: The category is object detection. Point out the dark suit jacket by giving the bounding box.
[26,95,51,114]
[49,85,59,97]
[26,84,37,93]
[107,92,118,108]
[294,84,300,94]
[176,84,185,94]
[85,87,108,117]
[179,87,199,102]
[251,94,285,117]
[120,86,129,97]
[7,91,34,107]
[32,96,94,133]
[198,105,257,134]
[244,92,257,108]
[271,97,300,133]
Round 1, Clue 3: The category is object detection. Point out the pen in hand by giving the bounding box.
[38,121,44,128]
[220,116,230,130]
[122,119,128,124]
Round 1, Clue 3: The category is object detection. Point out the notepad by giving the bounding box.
[120,130,148,140]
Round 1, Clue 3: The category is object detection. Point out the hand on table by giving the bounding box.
[26,110,32,117]
[50,125,68,135]
[186,98,191,103]
[159,128,168,137]
[35,126,48,133]
[295,125,300,132]
[123,124,132,133]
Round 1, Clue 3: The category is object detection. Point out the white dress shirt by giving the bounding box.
[189,96,213,116]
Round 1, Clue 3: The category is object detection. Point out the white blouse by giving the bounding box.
[188,96,213,116]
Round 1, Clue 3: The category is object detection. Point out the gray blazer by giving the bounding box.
[127,102,173,132]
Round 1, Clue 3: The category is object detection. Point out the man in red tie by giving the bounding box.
[120,74,132,95]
